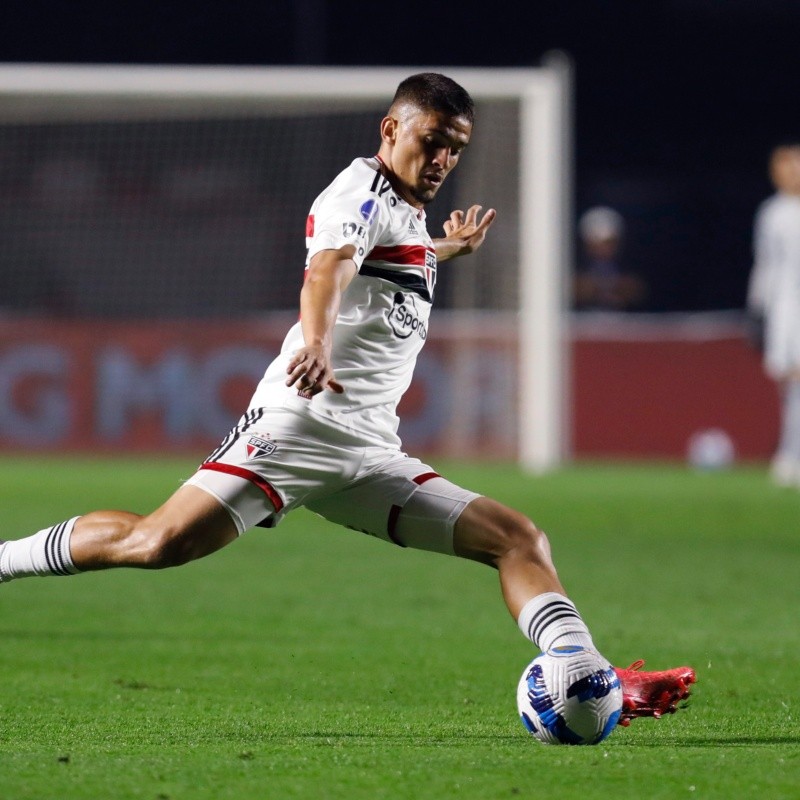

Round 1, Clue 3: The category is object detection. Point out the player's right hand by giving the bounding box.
[285,345,344,396]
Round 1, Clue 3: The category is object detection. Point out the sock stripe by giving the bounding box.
[530,610,582,646]
[0,516,80,582]
[528,601,581,646]
[45,521,71,576]
[43,522,61,575]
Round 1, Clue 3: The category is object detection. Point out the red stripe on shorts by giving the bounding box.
[413,471,440,485]
[199,462,284,513]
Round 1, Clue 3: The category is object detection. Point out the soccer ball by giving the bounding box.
[516,646,623,745]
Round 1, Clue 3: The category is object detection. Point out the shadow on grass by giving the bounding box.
[618,734,800,747]
[283,732,524,744]
[207,730,800,747]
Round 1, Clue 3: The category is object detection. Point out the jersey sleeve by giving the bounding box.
[306,165,386,270]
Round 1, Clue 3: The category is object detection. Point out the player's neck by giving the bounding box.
[374,153,424,211]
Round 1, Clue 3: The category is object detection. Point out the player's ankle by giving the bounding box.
[517,592,595,652]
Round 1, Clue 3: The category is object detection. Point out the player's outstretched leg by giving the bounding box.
[0,486,238,583]
[452,496,696,726]
[453,497,597,652]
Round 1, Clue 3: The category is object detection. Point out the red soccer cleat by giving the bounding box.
[614,660,696,727]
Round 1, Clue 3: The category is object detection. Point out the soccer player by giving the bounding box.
[747,144,800,488]
[0,73,694,729]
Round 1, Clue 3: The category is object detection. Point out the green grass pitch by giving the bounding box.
[1,456,798,799]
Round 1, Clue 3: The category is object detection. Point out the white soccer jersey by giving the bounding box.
[748,192,800,378]
[249,156,437,446]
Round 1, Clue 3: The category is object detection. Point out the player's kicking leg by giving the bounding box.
[0,485,238,582]
[452,496,696,726]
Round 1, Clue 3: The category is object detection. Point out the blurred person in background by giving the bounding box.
[747,144,800,488]
[573,205,647,311]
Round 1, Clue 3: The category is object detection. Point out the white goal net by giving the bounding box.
[0,64,571,470]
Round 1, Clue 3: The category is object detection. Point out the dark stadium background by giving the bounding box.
[4,0,799,312]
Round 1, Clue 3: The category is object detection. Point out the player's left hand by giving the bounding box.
[438,205,497,260]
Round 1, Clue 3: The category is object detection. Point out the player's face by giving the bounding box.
[770,148,800,194]
[380,108,472,208]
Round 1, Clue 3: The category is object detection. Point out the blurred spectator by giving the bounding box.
[747,144,800,487]
[573,205,647,311]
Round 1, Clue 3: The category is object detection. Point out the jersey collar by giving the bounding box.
[374,155,426,222]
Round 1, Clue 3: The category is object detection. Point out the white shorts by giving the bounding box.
[185,408,481,555]
[765,300,800,378]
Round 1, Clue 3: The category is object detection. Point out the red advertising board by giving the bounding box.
[0,315,519,458]
[0,314,780,461]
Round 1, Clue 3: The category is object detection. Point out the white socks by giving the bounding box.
[517,592,595,652]
[0,517,80,582]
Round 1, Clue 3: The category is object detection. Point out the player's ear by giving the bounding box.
[380,115,398,145]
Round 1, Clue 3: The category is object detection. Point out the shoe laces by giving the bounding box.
[622,659,645,672]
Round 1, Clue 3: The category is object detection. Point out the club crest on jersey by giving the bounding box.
[359,199,380,226]
[424,249,437,296]
[246,435,277,459]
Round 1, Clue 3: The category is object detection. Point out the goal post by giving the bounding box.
[0,63,571,470]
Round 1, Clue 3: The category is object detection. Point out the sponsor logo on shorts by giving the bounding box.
[246,435,277,459]
[389,292,427,340]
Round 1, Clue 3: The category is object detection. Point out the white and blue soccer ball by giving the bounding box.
[516,646,623,745]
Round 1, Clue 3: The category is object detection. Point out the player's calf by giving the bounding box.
[116,516,216,569]
[68,487,239,571]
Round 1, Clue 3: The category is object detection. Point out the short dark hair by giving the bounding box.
[771,142,800,157]
[390,72,474,124]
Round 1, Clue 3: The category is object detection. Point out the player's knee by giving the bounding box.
[456,501,553,569]
[476,512,550,566]
[499,515,553,568]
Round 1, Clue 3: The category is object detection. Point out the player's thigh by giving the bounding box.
[306,464,480,555]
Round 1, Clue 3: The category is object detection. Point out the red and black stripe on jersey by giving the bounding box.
[359,244,436,303]
[359,264,433,302]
